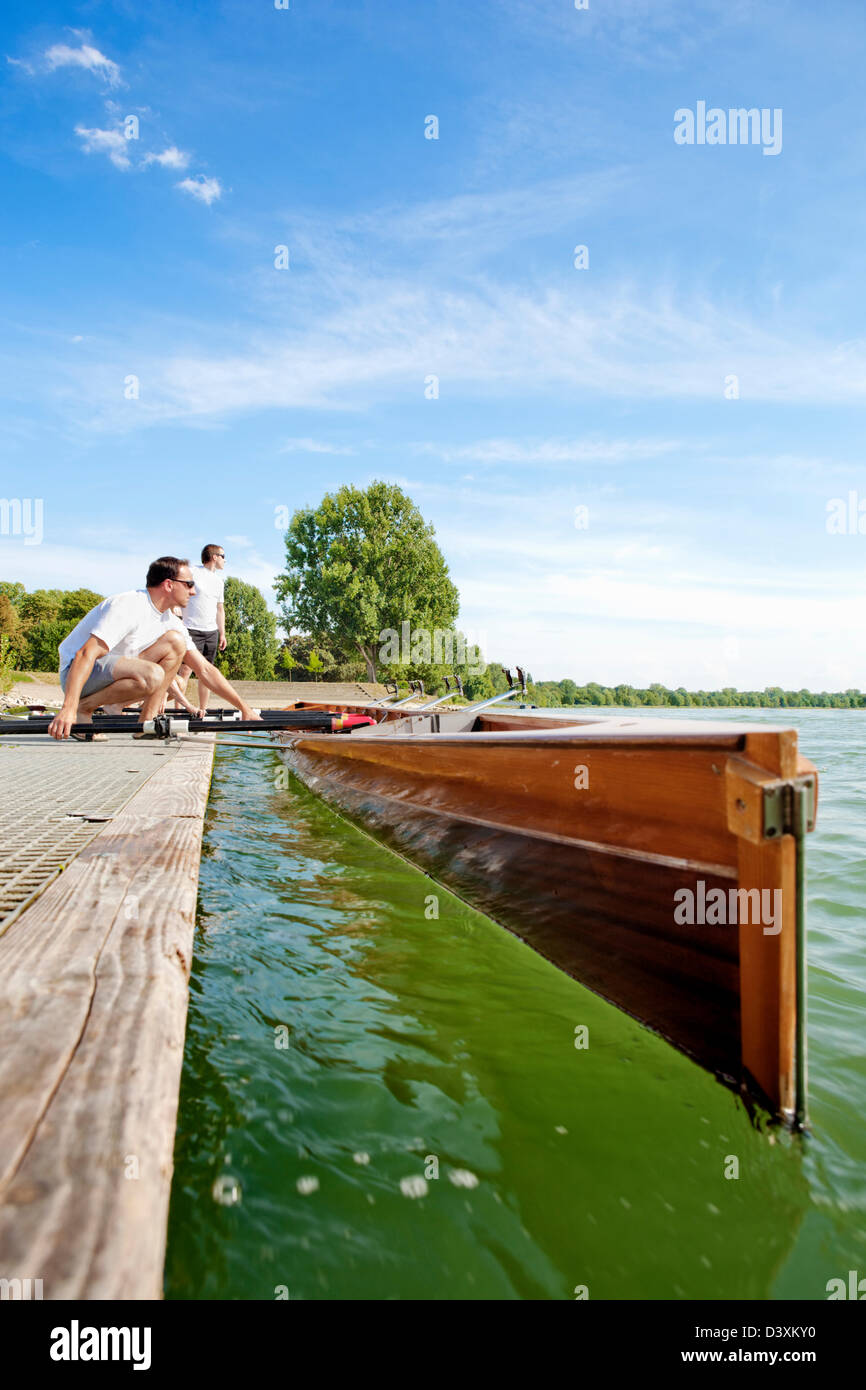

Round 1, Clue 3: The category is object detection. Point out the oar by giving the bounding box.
[0,711,375,738]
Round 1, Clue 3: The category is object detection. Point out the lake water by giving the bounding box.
[164,708,865,1300]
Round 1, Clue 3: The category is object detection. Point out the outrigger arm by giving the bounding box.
[463,666,528,714]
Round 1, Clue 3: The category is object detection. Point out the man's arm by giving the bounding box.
[183,647,260,720]
[48,635,108,740]
[217,601,226,652]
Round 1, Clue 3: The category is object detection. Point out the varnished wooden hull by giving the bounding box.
[275,704,817,1124]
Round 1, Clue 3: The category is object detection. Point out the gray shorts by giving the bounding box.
[60,652,121,699]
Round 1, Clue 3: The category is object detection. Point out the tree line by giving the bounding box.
[2,482,863,708]
[1,580,861,707]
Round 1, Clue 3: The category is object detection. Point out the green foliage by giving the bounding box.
[18,589,64,624]
[0,581,26,609]
[0,633,19,695]
[276,644,298,679]
[275,481,460,681]
[522,679,866,710]
[58,588,104,623]
[0,584,104,671]
[24,619,75,671]
[0,594,21,644]
[306,649,325,681]
[215,576,278,681]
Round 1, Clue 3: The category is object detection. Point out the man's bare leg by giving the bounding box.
[196,669,211,715]
[77,672,161,718]
[173,662,192,710]
[185,652,260,721]
[136,632,188,721]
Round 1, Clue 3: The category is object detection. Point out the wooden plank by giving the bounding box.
[0,738,214,1299]
[737,836,797,1119]
[286,736,739,866]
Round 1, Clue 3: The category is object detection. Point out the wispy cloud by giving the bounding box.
[279,438,356,455]
[65,274,866,433]
[74,122,131,170]
[176,175,222,206]
[143,146,189,170]
[44,39,123,88]
[509,0,756,69]
[413,438,682,466]
[344,169,629,258]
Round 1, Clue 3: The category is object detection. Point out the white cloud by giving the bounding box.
[279,438,355,455]
[176,175,223,206]
[70,277,866,431]
[413,437,681,466]
[144,146,189,170]
[346,169,629,256]
[45,41,122,88]
[74,123,131,170]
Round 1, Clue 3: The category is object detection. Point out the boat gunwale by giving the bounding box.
[280,727,750,750]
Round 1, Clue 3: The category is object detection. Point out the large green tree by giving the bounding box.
[0,581,26,609]
[215,576,278,681]
[275,482,460,681]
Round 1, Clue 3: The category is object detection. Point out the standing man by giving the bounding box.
[177,544,226,715]
[49,556,259,740]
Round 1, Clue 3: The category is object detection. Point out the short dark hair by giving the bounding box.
[146,556,189,588]
[202,544,223,563]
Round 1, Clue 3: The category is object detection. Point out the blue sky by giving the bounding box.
[1,0,865,688]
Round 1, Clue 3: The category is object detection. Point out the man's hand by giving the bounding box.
[219,635,227,652]
[48,705,77,741]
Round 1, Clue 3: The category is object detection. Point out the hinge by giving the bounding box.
[762,776,816,840]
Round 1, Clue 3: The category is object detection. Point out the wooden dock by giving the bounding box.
[0,733,215,1299]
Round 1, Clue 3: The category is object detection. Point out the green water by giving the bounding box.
[164,709,866,1300]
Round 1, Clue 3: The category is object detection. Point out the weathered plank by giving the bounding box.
[0,736,214,1299]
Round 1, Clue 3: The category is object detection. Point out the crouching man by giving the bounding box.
[49,556,261,740]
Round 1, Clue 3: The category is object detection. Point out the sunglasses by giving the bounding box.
[173,578,196,589]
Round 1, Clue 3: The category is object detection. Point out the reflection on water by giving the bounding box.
[165,709,865,1300]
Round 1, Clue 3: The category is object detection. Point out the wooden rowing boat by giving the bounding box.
[274,694,818,1126]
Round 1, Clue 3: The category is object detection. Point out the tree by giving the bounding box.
[0,594,21,644]
[216,577,278,681]
[307,649,325,682]
[0,634,19,695]
[58,589,104,623]
[0,581,25,609]
[275,482,460,682]
[18,589,63,624]
[21,619,70,671]
[277,644,298,680]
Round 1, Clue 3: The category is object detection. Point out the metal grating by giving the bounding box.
[0,735,181,932]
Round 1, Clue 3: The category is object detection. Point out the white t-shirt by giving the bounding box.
[59,590,194,670]
[183,565,225,631]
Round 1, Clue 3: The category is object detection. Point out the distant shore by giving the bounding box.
[3,672,862,713]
